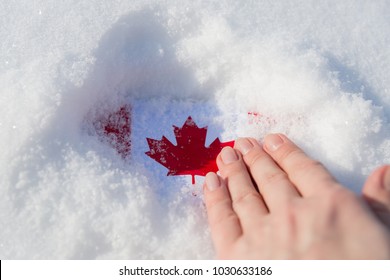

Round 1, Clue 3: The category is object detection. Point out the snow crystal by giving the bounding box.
[1,0,389,259]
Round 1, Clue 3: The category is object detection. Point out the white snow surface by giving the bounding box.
[1,0,390,259]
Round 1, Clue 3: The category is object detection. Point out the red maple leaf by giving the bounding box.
[93,105,132,159]
[145,116,234,184]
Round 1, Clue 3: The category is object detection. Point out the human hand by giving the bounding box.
[204,134,390,259]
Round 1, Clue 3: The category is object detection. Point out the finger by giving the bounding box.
[263,134,342,197]
[217,147,268,229]
[203,172,242,251]
[235,138,300,211]
[362,165,390,228]
[362,165,390,207]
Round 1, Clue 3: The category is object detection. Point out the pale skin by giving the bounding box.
[204,134,390,259]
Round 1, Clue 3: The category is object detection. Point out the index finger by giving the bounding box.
[263,134,342,197]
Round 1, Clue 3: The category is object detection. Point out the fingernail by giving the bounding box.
[264,134,284,152]
[221,146,238,164]
[384,166,390,191]
[235,138,254,155]
[205,172,221,191]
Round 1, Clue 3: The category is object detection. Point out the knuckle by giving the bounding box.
[289,157,328,181]
[277,147,304,165]
[211,210,240,228]
[260,171,289,189]
[276,142,327,174]
[207,197,232,212]
[299,159,326,172]
[325,187,356,207]
[296,160,325,177]
[278,147,325,174]
[233,191,263,208]
[247,152,268,169]
[311,188,357,223]
[223,166,247,181]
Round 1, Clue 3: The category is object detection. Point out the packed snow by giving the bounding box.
[1,0,389,259]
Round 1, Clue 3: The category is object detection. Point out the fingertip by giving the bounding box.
[263,133,285,152]
[205,172,222,192]
[362,165,390,227]
[235,138,254,155]
[363,165,390,194]
[216,147,241,178]
[384,165,390,191]
[220,146,239,164]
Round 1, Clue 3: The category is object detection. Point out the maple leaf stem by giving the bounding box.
[191,175,195,185]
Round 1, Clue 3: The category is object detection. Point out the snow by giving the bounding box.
[1,0,389,259]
